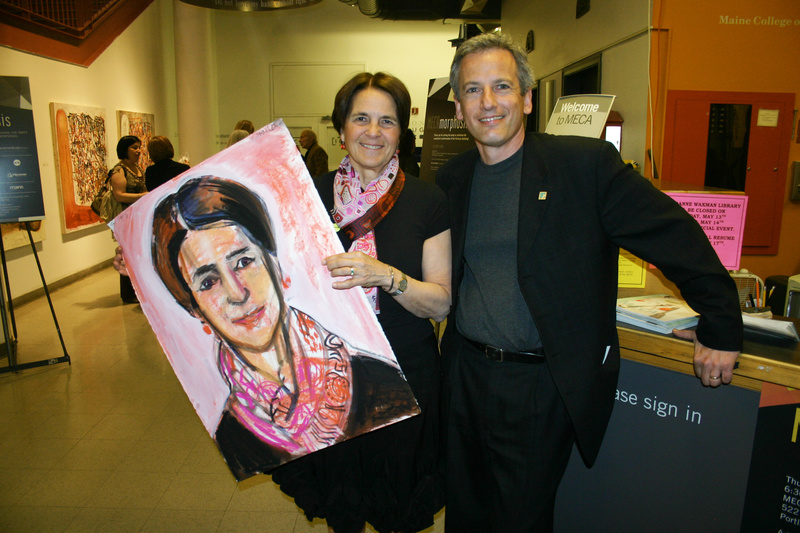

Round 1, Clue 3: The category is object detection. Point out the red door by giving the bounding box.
[662,91,794,255]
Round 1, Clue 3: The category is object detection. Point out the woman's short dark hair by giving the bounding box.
[152,176,279,315]
[398,129,416,156]
[116,135,141,160]
[331,72,410,134]
[147,136,175,163]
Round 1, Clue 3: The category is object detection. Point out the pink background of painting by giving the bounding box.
[111,120,396,435]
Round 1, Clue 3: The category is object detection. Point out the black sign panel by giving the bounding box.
[0,77,45,223]
[555,359,760,532]
[419,78,474,183]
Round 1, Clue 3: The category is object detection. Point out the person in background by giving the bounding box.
[110,135,148,304]
[234,119,255,134]
[225,129,250,148]
[298,129,329,178]
[145,136,190,191]
[272,72,451,533]
[436,32,742,532]
[398,128,420,177]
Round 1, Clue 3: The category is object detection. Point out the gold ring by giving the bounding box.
[350,267,355,276]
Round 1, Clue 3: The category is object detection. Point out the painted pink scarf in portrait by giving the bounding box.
[218,309,353,456]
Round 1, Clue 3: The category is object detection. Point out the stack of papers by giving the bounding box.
[742,314,800,341]
[616,294,699,334]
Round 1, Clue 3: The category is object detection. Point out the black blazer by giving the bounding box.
[145,159,190,192]
[437,133,742,466]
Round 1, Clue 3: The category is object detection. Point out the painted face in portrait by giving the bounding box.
[178,223,283,356]
[342,87,401,181]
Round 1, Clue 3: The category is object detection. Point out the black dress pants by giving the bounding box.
[120,273,137,303]
[443,330,574,533]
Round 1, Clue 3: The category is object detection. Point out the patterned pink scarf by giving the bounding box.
[218,309,353,456]
[332,154,404,313]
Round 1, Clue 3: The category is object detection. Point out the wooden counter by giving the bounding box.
[618,322,800,391]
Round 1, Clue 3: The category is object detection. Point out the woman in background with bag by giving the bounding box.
[110,135,147,303]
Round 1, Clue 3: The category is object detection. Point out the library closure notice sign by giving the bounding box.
[666,192,748,271]
[545,94,615,138]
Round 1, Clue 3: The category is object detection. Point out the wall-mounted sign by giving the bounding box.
[618,249,647,288]
[179,0,321,10]
[666,192,748,271]
[545,94,616,138]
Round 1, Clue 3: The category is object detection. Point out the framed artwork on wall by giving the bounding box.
[49,102,108,233]
[117,110,155,169]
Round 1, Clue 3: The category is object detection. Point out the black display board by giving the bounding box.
[0,76,45,223]
[0,77,69,375]
[741,384,800,532]
[418,78,474,183]
[555,358,760,532]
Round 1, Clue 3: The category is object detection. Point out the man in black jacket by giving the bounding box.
[299,129,329,178]
[436,33,742,532]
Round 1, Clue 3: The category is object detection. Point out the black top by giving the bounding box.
[145,159,190,192]
[314,171,450,347]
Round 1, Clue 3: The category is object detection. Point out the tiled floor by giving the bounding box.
[0,267,445,532]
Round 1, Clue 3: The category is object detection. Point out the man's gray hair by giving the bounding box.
[449,32,535,100]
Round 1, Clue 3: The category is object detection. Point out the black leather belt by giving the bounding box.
[464,337,546,364]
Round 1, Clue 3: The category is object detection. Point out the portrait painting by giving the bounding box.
[117,110,155,169]
[49,103,108,232]
[111,120,418,481]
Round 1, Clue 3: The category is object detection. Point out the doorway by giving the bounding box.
[662,90,794,255]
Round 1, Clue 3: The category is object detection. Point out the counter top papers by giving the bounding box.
[741,314,800,342]
[616,294,699,334]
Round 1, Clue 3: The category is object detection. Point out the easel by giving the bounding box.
[0,221,70,374]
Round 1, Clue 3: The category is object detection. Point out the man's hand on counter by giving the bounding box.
[673,328,740,388]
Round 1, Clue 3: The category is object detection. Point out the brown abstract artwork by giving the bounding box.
[117,110,155,169]
[49,103,108,233]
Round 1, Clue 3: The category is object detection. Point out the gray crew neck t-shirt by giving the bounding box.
[455,148,541,352]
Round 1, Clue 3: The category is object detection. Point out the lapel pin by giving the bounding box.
[538,192,547,200]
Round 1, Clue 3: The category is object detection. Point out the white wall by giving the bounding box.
[212,2,461,146]
[1,0,653,299]
[1,0,461,299]
[503,0,650,77]
[503,0,652,164]
[0,0,178,298]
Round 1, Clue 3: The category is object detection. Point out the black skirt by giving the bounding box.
[271,332,444,533]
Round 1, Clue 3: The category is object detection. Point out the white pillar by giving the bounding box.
[173,0,219,164]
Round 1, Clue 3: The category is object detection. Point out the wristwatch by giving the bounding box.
[389,272,408,296]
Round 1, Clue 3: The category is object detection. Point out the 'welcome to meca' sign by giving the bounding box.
[545,94,616,138]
